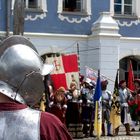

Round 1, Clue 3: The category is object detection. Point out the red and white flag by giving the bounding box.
[46,54,79,90]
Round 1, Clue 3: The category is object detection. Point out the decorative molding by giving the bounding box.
[116,19,140,27]
[58,14,91,23]
[25,12,46,21]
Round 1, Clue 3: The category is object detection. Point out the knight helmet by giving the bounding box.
[0,35,53,106]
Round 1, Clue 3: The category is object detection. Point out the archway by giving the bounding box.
[119,55,140,83]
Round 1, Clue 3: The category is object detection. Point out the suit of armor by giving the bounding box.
[102,89,112,136]
[0,108,40,140]
[101,80,113,136]
[81,83,95,137]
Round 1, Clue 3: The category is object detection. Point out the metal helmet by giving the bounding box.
[0,35,54,106]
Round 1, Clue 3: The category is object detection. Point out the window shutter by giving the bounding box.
[86,0,91,15]
[41,0,47,12]
[57,0,63,13]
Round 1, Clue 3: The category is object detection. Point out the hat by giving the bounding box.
[85,78,93,86]
[101,80,108,86]
[0,35,55,106]
[119,80,126,87]
[57,87,66,93]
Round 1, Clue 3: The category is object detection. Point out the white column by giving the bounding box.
[90,12,121,91]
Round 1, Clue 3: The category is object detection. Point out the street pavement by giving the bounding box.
[73,125,140,140]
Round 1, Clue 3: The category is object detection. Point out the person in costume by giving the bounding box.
[101,80,113,136]
[0,35,72,140]
[81,78,95,137]
[118,80,132,136]
[128,79,140,131]
[65,82,83,138]
[49,87,67,124]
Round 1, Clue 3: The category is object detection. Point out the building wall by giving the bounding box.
[116,18,140,37]
[0,1,140,91]
[23,12,140,91]
[1,0,140,37]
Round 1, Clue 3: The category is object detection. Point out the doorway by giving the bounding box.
[119,55,140,83]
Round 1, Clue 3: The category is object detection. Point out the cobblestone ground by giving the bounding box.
[73,125,140,140]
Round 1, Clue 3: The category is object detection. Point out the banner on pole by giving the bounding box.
[46,54,79,90]
[86,66,107,84]
[94,70,102,138]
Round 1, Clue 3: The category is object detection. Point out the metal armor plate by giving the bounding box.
[0,108,40,140]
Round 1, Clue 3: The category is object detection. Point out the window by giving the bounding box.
[24,0,38,9]
[114,0,132,15]
[58,0,91,15]
[63,0,83,12]
[110,0,140,18]
[12,0,47,12]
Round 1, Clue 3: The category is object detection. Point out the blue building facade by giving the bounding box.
[0,0,140,37]
[0,0,140,91]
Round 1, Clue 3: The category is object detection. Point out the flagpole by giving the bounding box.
[98,69,100,77]
[77,43,80,72]
[97,69,100,140]
[94,69,102,140]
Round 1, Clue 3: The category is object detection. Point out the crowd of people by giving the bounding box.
[39,76,140,138]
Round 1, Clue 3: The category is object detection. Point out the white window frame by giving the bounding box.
[115,0,133,15]
[12,0,47,12]
[110,0,140,17]
[58,0,91,15]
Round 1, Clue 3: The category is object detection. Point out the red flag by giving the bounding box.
[51,74,67,90]
[46,54,79,90]
[128,60,134,91]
